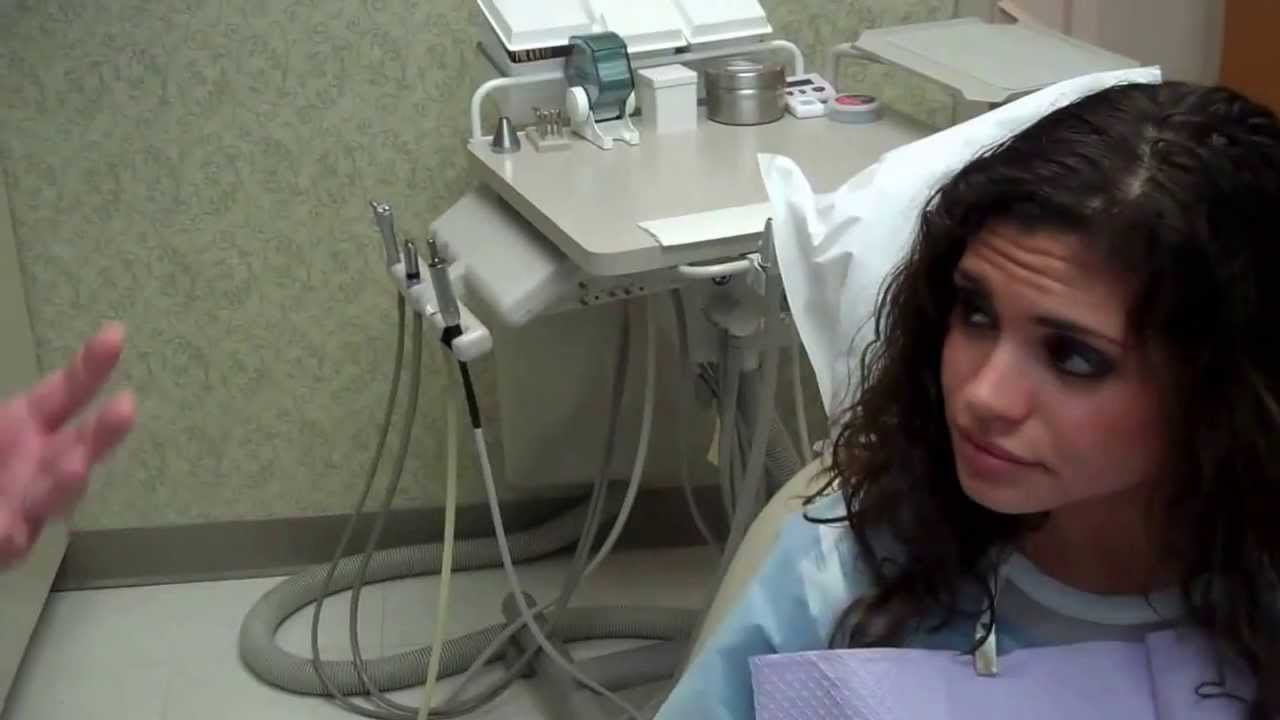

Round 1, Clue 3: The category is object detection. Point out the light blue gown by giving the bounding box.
[654,494,1187,720]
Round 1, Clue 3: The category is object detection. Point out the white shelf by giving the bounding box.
[855,18,1139,103]
[593,1,688,54]
[672,0,772,45]
[477,0,596,52]
[477,0,772,53]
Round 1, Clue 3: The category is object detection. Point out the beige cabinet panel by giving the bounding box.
[0,171,65,710]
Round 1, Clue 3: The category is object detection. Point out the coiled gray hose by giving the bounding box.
[238,498,697,695]
[240,290,803,714]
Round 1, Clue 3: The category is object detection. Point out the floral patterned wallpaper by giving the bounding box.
[0,0,955,530]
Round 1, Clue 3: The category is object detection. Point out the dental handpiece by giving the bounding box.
[403,239,421,286]
[425,235,461,328]
[370,201,400,267]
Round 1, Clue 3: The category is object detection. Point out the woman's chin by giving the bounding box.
[957,465,1049,516]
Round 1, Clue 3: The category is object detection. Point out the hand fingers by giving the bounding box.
[24,322,126,431]
[24,392,135,520]
[85,390,137,465]
[0,507,37,570]
[27,438,89,520]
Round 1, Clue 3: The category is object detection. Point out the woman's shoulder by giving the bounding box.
[775,490,912,616]
[653,491,875,720]
[695,490,870,658]
[771,492,877,609]
[781,490,887,565]
[767,492,845,563]
[799,490,850,521]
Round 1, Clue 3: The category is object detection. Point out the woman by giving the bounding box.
[657,81,1280,719]
[0,323,135,568]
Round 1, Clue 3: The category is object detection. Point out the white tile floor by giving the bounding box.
[3,546,719,720]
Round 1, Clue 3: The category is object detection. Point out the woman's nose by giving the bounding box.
[962,341,1034,429]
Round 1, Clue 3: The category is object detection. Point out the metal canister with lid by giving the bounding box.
[705,59,786,126]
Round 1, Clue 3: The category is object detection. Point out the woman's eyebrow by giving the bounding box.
[955,267,1125,349]
[1034,315,1125,350]
[952,268,987,294]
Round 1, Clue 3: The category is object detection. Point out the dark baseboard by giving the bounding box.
[55,485,727,590]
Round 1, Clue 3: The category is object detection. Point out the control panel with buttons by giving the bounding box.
[784,72,837,104]
[784,72,836,119]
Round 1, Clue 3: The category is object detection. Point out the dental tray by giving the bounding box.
[854,18,1139,104]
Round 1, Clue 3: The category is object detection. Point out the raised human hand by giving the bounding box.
[0,323,136,568]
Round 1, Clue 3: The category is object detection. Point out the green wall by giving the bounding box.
[0,0,954,531]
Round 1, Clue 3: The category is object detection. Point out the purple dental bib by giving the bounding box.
[751,628,1254,720]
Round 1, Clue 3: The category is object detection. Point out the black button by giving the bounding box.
[814,86,827,93]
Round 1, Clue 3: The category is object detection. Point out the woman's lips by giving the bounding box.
[954,428,1040,476]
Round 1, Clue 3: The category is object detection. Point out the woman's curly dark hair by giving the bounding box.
[811,81,1280,718]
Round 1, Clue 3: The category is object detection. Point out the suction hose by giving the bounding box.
[769,423,804,485]
[238,498,697,695]
[741,386,805,495]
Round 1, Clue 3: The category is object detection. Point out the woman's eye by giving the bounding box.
[1047,335,1114,379]
[955,290,995,329]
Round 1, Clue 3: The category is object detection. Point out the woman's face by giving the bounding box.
[940,222,1171,517]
